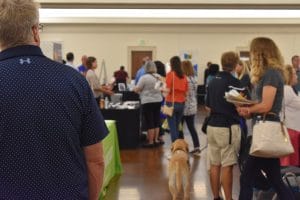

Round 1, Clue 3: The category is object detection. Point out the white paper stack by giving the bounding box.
[225,89,257,105]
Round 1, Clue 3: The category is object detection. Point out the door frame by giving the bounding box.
[128,46,157,80]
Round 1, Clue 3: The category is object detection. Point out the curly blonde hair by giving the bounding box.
[250,37,284,83]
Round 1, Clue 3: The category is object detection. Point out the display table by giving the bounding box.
[99,120,123,200]
[120,91,140,101]
[100,107,141,149]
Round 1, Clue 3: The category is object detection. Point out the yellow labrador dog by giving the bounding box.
[168,139,190,200]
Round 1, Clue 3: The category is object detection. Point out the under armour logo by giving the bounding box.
[19,58,31,65]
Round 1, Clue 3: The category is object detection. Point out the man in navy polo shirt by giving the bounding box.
[0,0,108,199]
[205,52,241,200]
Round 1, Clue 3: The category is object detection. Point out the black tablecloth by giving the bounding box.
[100,107,141,149]
[120,91,140,101]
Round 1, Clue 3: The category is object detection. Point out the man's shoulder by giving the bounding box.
[138,66,145,72]
[121,70,128,76]
[39,58,87,83]
[140,73,150,80]
[0,54,64,70]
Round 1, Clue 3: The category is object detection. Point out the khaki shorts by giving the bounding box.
[207,125,241,167]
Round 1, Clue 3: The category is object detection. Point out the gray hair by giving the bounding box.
[0,0,39,49]
[145,61,157,74]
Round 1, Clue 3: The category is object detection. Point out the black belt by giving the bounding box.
[255,113,280,122]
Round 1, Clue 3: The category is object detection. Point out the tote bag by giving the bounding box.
[250,120,294,158]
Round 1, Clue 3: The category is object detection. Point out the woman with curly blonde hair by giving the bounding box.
[249,38,284,84]
[237,37,294,199]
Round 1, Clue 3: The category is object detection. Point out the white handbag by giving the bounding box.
[162,105,174,117]
[250,113,294,158]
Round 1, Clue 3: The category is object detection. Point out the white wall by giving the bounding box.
[40,24,300,84]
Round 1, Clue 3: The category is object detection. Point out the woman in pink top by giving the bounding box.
[165,56,188,142]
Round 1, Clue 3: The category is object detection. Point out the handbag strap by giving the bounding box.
[283,96,286,123]
[281,96,287,137]
[172,72,174,107]
[150,73,159,81]
[163,72,175,107]
[261,112,277,122]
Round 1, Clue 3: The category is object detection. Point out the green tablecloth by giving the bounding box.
[99,120,123,199]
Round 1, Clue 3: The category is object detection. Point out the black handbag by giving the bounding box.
[201,115,211,134]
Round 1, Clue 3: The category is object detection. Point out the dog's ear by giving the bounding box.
[171,143,174,152]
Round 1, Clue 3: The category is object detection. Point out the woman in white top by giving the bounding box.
[86,57,113,104]
[134,61,163,147]
[280,65,300,166]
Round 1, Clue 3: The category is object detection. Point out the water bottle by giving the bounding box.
[104,97,109,109]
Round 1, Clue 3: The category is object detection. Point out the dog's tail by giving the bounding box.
[175,162,182,191]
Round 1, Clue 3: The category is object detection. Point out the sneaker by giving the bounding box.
[190,148,201,156]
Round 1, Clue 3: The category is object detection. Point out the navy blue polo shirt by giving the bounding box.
[0,45,108,199]
[206,71,241,127]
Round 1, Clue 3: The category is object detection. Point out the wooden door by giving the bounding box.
[131,51,153,78]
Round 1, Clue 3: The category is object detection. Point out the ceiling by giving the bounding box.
[36,0,300,25]
[37,0,300,8]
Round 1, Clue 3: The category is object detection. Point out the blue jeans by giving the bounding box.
[166,102,184,142]
[182,115,200,148]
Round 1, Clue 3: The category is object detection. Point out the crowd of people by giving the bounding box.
[62,50,201,155]
[131,56,201,156]
[1,0,300,199]
[131,38,300,199]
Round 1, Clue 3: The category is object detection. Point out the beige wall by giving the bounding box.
[40,24,300,84]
